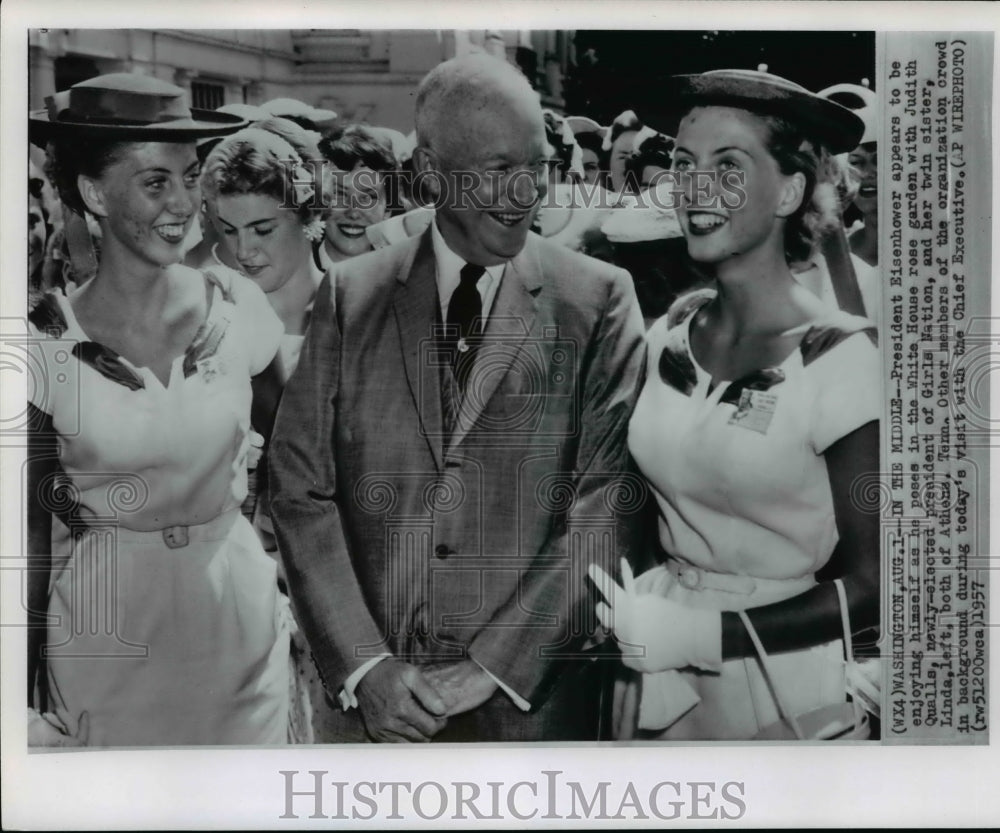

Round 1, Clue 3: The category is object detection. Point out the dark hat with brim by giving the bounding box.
[635,69,865,155]
[29,72,247,148]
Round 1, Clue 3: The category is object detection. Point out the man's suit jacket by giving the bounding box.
[269,227,646,741]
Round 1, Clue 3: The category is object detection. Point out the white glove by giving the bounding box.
[633,563,673,596]
[28,708,89,748]
[589,560,722,674]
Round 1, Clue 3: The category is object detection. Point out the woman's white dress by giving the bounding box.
[626,290,880,739]
[29,269,291,746]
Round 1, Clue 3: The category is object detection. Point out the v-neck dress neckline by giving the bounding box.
[56,277,220,391]
[682,303,812,401]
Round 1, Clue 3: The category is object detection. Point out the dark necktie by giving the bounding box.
[446,263,486,393]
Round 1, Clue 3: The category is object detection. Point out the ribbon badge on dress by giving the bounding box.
[728,389,778,434]
[183,307,233,383]
[723,367,785,435]
[196,355,227,384]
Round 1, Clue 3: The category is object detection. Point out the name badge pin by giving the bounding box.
[728,389,778,434]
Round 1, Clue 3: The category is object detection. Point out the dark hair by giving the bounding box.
[318,125,396,173]
[201,117,325,224]
[624,132,676,189]
[575,130,605,158]
[44,137,132,216]
[574,131,610,189]
[754,113,838,265]
[318,125,401,214]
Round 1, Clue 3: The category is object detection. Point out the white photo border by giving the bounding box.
[2,1,999,828]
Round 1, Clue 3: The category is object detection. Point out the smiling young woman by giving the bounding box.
[317,125,399,269]
[201,118,327,337]
[591,70,881,741]
[199,119,327,538]
[27,73,293,747]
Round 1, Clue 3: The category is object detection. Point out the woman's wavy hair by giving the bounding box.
[574,130,610,188]
[754,113,841,265]
[317,125,402,215]
[200,117,325,224]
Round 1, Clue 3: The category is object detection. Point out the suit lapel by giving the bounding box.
[394,230,445,471]
[448,236,543,451]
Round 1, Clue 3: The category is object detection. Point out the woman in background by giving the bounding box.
[574,129,607,188]
[200,118,327,551]
[604,109,643,193]
[316,124,399,272]
[202,116,342,743]
[820,82,878,267]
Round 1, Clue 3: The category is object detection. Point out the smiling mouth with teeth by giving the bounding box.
[857,186,877,197]
[155,223,187,243]
[686,212,728,232]
[337,224,367,238]
[488,211,527,227]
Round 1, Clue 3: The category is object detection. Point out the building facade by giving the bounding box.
[29,28,574,133]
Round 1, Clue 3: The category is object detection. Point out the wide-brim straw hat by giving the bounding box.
[636,69,865,155]
[29,72,248,147]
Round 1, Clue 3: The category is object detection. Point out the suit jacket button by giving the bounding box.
[435,544,450,558]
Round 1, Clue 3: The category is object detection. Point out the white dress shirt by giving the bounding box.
[430,218,505,322]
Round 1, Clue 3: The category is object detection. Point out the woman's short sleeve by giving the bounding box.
[222,270,284,375]
[809,329,881,453]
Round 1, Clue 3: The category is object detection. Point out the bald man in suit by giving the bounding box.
[269,53,646,742]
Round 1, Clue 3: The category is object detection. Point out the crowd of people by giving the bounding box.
[26,50,881,746]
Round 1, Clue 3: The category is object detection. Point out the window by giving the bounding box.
[190,80,225,111]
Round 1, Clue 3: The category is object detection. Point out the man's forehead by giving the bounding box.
[443,100,544,146]
[444,133,547,170]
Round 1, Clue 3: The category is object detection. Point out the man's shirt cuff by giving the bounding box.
[338,653,392,711]
[473,658,531,711]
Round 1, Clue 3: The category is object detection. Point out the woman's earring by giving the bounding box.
[302,217,326,243]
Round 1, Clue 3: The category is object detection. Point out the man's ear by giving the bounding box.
[411,146,442,201]
[77,175,109,219]
[775,170,806,219]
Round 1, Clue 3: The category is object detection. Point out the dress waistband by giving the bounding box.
[663,556,816,601]
[85,507,243,549]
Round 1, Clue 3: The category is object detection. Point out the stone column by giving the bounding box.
[29,46,56,109]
